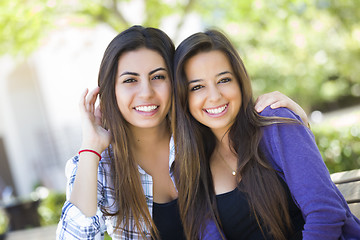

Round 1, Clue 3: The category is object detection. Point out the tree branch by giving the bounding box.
[110,0,130,28]
[173,0,196,42]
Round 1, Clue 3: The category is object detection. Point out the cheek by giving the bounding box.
[225,84,241,101]
[188,94,201,117]
[230,89,242,113]
[155,82,172,111]
[230,89,241,101]
[115,87,132,111]
[162,84,172,105]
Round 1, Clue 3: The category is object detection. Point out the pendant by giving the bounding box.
[232,171,236,176]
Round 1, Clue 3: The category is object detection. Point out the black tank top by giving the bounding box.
[216,177,305,240]
[153,198,185,240]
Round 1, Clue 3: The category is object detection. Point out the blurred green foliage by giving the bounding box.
[194,0,360,113]
[0,209,8,234]
[1,0,359,110]
[0,0,57,56]
[38,191,66,226]
[36,191,110,239]
[105,232,112,240]
[313,123,360,173]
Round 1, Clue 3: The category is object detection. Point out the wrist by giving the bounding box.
[78,149,102,161]
[80,141,106,154]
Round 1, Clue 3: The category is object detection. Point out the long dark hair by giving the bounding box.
[98,25,175,238]
[173,29,298,240]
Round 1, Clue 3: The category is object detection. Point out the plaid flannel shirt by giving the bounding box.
[56,137,175,239]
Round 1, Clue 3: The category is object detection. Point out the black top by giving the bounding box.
[216,178,305,240]
[153,198,185,240]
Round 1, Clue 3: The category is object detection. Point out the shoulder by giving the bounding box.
[258,106,303,123]
[258,106,313,152]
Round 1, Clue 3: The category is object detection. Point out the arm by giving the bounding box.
[56,87,112,239]
[56,157,107,240]
[201,219,225,240]
[70,87,112,216]
[259,107,349,240]
[255,91,309,127]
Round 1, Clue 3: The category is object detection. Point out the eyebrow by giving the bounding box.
[188,71,233,84]
[216,71,232,77]
[188,79,201,84]
[149,67,167,75]
[119,67,167,78]
[119,71,139,77]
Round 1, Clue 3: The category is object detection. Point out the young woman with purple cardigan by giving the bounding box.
[173,29,360,240]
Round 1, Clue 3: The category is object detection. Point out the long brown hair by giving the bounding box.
[98,25,175,238]
[173,29,298,240]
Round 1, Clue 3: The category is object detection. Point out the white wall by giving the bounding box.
[0,25,117,197]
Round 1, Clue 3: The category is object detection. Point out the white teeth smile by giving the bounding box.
[205,105,227,114]
[135,105,158,112]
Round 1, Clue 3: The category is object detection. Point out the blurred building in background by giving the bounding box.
[0,25,116,198]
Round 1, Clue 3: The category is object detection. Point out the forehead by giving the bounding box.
[185,50,232,78]
[117,48,166,72]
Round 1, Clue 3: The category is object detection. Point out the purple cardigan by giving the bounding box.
[259,107,360,239]
[203,107,360,240]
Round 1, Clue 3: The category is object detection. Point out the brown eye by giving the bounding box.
[152,75,166,80]
[123,78,137,83]
[190,85,204,91]
[218,78,231,84]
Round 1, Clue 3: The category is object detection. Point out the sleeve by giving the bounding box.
[56,156,106,240]
[201,219,225,240]
[259,107,348,240]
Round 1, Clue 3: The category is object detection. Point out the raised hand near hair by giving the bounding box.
[255,91,309,127]
[70,87,112,217]
[79,87,112,154]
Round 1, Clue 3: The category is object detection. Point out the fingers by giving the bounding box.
[79,88,89,113]
[87,87,100,113]
[94,105,102,126]
[270,100,290,109]
[255,91,291,112]
[255,91,280,112]
[255,91,310,127]
[255,97,272,112]
[79,87,100,113]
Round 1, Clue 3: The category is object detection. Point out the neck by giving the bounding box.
[212,127,230,150]
[129,120,171,153]
[211,128,239,182]
[213,127,238,160]
[216,135,232,156]
[211,122,233,143]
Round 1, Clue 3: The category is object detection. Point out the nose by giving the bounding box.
[138,79,155,99]
[208,84,222,102]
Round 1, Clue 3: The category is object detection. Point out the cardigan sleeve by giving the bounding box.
[201,219,225,240]
[259,107,348,240]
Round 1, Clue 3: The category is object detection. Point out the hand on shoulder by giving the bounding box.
[255,91,309,127]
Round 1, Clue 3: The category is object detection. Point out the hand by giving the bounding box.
[79,87,112,153]
[255,91,309,127]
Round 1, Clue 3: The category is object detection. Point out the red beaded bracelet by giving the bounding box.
[78,149,102,161]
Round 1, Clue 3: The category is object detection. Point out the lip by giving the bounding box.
[134,104,159,116]
[203,104,228,117]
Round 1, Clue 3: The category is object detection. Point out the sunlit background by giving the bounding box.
[0,0,359,237]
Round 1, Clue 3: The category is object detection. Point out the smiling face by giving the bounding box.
[185,50,242,135]
[115,47,171,129]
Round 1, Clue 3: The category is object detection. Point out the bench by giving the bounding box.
[330,169,360,219]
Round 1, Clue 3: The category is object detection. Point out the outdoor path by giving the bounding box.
[5,225,57,240]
